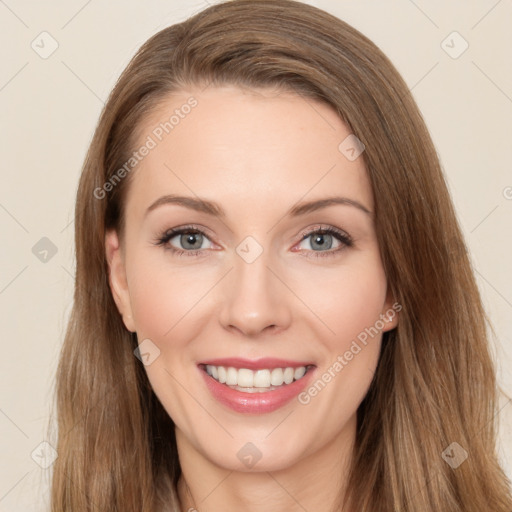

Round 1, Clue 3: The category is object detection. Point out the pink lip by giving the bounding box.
[198,357,314,370]
[198,363,316,414]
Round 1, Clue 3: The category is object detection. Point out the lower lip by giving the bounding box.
[199,366,316,414]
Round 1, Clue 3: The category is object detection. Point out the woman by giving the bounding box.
[50,0,512,510]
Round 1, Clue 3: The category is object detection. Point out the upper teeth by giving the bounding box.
[205,365,307,388]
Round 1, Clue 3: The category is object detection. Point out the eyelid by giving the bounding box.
[158,224,217,243]
[296,223,351,242]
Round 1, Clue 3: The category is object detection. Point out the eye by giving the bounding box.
[153,223,353,259]
[295,225,353,258]
[153,225,214,257]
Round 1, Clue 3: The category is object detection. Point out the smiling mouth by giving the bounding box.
[199,364,315,393]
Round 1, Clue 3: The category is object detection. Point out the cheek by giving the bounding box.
[126,251,216,342]
[291,252,388,349]
[292,262,386,448]
[125,254,208,430]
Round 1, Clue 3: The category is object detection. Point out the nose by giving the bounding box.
[218,250,292,337]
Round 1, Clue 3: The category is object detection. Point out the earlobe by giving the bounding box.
[105,229,136,333]
[381,290,400,332]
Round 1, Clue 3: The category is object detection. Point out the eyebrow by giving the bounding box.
[144,194,372,219]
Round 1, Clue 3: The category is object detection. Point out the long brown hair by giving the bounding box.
[50,0,512,510]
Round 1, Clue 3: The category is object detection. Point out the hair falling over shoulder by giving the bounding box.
[49,1,512,510]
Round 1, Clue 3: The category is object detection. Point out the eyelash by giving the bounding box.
[153,223,353,259]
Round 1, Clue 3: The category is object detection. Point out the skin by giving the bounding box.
[105,85,399,512]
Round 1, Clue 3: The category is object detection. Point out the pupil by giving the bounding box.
[182,232,202,249]
[312,233,332,250]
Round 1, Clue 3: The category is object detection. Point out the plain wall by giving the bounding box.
[0,0,510,509]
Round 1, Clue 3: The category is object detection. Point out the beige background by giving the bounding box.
[1,0,511,509]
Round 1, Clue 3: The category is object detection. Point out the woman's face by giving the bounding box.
[106,85,398,472]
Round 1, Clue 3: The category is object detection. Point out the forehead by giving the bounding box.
[124,85,372,220]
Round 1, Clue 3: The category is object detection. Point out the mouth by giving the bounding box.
[198,358,316,413]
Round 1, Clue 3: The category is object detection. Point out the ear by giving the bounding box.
[380,286,400,332]
[105,229,136,333]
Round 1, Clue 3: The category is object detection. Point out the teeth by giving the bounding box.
[217,366,226,384]
[294,366,306,380]
[270,368,284,386]
[226,367,238,385]
[238,368,254,387]
[284,367,294,384]
[254,369,271,387]
[205,364,309,389]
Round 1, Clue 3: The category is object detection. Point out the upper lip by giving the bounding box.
[198,357,315,371]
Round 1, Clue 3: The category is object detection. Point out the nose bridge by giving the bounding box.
[219,239,291,336]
